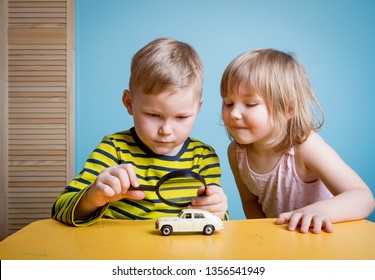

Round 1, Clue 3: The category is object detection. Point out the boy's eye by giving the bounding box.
[147,113,160,118]
[176,115,189,120]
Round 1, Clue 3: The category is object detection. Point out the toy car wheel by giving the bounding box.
[203,225,214,235]
[161,225,173,236]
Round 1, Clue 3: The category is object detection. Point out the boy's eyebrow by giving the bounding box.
[142,106,195,115]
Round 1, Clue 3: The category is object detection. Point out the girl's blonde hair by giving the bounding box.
[221,49,324,152]
[129,38,203,99]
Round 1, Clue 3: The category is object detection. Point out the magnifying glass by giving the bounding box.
[128,170,206,207]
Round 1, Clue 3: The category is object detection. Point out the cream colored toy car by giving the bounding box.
[155,209,224,236]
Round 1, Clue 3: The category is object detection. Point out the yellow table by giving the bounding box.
[0,218,374,260]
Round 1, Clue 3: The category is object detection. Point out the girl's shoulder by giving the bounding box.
[293,132,331,182]
[294,131,331,165]
[227,141,238,160]
[297,131,326,151]
[227,140,237,152]
[227,141,246,166]
[227,141,248,157]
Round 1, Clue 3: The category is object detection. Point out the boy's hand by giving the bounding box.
[275,208,333,234]
[86,164,145,207]
[189,185,228,220]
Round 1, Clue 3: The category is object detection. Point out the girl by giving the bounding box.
[221,49,374,233]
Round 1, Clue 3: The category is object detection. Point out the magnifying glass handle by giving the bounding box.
[197,186,207,197]
[127,186,153,191]
[127,185,206,194]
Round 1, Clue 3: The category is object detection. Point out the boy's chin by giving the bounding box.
[150,145,180,157]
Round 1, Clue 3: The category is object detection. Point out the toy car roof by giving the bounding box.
[179,209,214,215]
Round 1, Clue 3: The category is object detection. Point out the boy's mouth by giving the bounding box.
[155,140,173,145]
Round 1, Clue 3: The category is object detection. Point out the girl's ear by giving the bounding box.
[287,104,294,119]
[122,90,133,115]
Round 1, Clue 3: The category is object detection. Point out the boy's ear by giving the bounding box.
[198,99,203,113]
[122,90,133,115]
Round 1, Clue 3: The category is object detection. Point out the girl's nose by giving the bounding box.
[230,106,242,120]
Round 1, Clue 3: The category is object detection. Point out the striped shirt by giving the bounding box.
[52,128,222,226]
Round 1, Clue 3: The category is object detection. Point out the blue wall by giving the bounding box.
[75,0,375,221]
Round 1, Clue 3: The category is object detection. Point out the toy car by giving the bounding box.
[155,209,224,236]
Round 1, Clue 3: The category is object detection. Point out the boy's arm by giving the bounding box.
[52,186,109,226]
[51,136,120,226]
[227,141,265,219]
[74,164,143,219]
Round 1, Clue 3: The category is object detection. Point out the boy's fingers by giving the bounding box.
[92,181,115,197]
[118,164,140,187]
[124,190,146,200]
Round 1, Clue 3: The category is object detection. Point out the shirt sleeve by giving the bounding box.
[197,144,229,220]
[51,135,119,226]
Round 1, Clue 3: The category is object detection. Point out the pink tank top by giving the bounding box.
[236,144,333,217]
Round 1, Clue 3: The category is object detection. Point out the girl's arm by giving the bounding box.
[276,132,375,233]
[228,141,265,219]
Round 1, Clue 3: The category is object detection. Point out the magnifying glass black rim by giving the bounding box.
[155,170,206,207]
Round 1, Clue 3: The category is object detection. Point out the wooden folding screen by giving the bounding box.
[0,0,74,239]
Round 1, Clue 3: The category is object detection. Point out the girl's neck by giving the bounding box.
[246,144,284,174]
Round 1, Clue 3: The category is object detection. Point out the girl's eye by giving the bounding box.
[246,103,257,107]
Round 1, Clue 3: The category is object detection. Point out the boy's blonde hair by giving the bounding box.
[221,49,324,152]
[129,38,203,98]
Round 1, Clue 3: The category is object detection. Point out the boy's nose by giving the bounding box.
[159,120,173,135]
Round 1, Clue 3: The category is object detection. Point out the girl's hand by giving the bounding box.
[189,185,228,220]
[276,208,334,234]
[85,164,145,207]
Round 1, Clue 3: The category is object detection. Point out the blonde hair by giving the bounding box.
[221,49,324,152]
[129,38,203,98]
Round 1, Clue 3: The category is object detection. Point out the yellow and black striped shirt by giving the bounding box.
[52,128,222,226]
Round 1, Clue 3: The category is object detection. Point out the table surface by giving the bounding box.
[0,218,374,260]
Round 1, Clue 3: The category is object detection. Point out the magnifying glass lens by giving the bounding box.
[157,176,205,207]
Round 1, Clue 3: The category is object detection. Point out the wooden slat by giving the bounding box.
[10,0,65,2]
[9,44,66,49]
[9,170,66,176]
[9,87,67,92]
[9,102,66,108]
[9,118,67,124]
[9,156,66,162]
[9,166,66,174]
[9,182,66,188]
[10,130,66,135]
[9,2,66,8]
[8,29,67,44]
[9,204,55,209]
[9,132,66,138]
[9,49,66,55]
[9,55,67,61]
[10,123,66,128]
[9,95,67,101]
[9,61,66,66]
[9,7,66,13]
[8,198,61,204]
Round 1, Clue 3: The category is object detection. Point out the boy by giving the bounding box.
[52,38,228,226]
